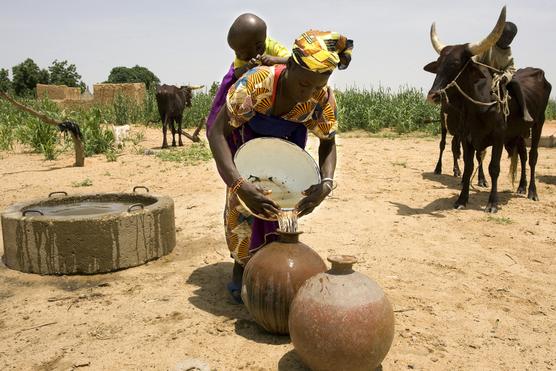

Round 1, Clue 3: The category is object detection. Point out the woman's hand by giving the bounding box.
[296,182,332,217]
[236,182,280,219]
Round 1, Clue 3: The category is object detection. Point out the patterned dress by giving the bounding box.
[224,64,338,265]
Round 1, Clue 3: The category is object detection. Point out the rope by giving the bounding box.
[438,60,510,120]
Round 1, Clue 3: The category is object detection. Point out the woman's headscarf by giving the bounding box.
[292,30,353,73]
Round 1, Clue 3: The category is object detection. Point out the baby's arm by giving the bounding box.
[233,58,260,79]
[259,55,289,66]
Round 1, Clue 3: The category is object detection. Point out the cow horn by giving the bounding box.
[430,22,446,54]
[468,6,507,56]
[187,85,205,90]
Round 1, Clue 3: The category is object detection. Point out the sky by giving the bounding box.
[1,0,554,96]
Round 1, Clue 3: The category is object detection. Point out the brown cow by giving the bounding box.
[424,6,552,212]
[155,84,197,148]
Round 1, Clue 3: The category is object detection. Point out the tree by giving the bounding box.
[0,68,11,93]
[106,65,160,89]
[11,58,49,97]
[48,59,85,91]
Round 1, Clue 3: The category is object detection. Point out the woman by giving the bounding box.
[208,30,353,302]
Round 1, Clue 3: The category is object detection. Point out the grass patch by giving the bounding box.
[105,149,119,162]
[391,160,407,168]
[72,178,93,187]
[486,216,513,225]
[155,143,212,165]
[126,131,144,146]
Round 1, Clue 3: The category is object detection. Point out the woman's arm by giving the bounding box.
[296,137,337,217]
[208,107,280,218]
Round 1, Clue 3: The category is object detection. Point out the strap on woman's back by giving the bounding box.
[271,64,287,104]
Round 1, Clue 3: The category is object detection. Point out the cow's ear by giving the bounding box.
[423,61,439,73]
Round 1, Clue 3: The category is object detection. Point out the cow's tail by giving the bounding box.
[506,139,519,188]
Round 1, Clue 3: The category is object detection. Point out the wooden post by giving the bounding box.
[178,119,204,143]
[0,92,85,167]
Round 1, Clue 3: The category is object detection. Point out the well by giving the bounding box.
[1,187,175,275]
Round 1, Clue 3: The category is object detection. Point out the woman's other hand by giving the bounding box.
[236,182,280,219]
[296,182,332,217]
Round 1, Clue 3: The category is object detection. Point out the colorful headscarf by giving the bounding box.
[292,30,353,73]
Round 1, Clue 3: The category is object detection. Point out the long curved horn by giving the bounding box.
[430,22,446,54]
[468,6,507,56]
[187,85,205,90]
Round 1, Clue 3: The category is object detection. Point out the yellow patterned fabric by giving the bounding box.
[292,30,353,73]
[233,36,290,69]
[226,65,338,140]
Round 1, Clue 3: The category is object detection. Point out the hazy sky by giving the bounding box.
[1,0,554,96]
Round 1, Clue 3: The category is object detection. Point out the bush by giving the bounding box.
[13,99,62,159]
[76,107,114,156]
[546,99,556,120]
[336,86,440,135]
[182,90,213,128]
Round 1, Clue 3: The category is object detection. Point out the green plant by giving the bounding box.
[127,131,144,146]
[336,86,440,135]
[105,148,118,162]
[76,107,114,156]
[142,85,160,124]
[486,216,513,225]
[13,99,62,159]
[545,99,556,120]
[72,178,93,187]
[113,93,132,126]
[182,89,214,128]
[155,143,212,165]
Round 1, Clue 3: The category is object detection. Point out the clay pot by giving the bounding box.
[289,255,395,371]
[241,230,327,334]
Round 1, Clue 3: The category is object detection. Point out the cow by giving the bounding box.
[155,84,202,148]
[424,6,552,212]
[435,105,488,187]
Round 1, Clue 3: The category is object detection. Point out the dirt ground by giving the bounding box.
[0,125,555,371]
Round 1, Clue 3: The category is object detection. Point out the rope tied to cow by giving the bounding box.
[439,60,511,121]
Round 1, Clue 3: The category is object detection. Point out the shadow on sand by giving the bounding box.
[390,191,513,216]
[186,262,290,345]
[278,350,310,371]
[538,175,556,186]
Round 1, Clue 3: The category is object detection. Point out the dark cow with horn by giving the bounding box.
[156,84,204,148]
[424,6,551,212]
[435,106,488,187]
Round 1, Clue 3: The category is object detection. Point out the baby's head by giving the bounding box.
[227,13,267,62]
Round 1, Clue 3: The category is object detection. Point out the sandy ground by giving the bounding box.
[0,125,555,371]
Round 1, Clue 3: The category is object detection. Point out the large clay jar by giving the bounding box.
[241,230,327,334]
[289,255,395,371]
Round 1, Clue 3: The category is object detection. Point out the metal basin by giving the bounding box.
[1,187,175,275]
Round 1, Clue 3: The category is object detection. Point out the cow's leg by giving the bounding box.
[454,140,474,209]
[177,114,184,146]
[434,124,447,174]
[485,141,503,213]
[452,135,462,177]
[528,122,542,201]
[477,150,488,187]
[517,137,528,194]
[171,118,177,147]
[162,115,168,148]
